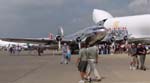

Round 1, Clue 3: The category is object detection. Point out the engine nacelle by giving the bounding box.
[56,35,62,42]
[124,36,128,41]
[110,36,115,42]
[76,37,81,43]
[107,36,115,44]
[56,27,64,42]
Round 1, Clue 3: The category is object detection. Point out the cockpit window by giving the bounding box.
[98,19,107,26]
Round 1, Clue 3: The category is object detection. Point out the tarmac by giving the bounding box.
[0,50,150,83]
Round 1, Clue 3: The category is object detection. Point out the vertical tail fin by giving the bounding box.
[48,33,54,40]
[93,9,113,24]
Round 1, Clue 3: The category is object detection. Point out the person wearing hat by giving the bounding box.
[137,43,147,71]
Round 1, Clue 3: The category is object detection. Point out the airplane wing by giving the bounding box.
[128,37,150,44]
[0,38,72,45]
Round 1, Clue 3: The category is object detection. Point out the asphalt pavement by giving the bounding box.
[0,51,150,83]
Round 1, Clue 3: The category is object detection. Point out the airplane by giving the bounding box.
[93,9,150,44]
[3,8,150,53]
[0,26,109,53]
[0,40,39,50]
[0,40,29,51]
[0,40,26,47]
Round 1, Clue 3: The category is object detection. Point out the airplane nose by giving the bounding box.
[85,28,107,46]
[97,28,107,38]
[95,28,107,35]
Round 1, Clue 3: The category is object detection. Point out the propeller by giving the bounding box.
[124,36,128,41]
[56,27,64,50]
[111,36,115,43]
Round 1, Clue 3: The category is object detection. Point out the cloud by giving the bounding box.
[83,0,106,5]
[10,0,64,7]
[0,0,130,38]
[0,0,149,38]
[0,0,66,37]
[128,0,150,14]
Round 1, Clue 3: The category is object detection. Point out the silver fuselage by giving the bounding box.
[64,26,107,45]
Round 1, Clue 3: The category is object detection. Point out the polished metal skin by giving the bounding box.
[85,28,107,45]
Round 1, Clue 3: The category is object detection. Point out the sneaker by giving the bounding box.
[97,78,102,81]
[78,80,84,83]
[95,76,102,81]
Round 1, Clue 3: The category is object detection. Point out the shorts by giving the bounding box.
[78,61,88,72]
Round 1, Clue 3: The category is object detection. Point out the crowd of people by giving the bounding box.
[75,42,148,83]
[98,42,147,71]
[98,43,127,55]
[98,44,111,54]
[0,44,48,56]
[7,45,22,55]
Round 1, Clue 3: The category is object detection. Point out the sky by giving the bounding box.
[0,0,150,38]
